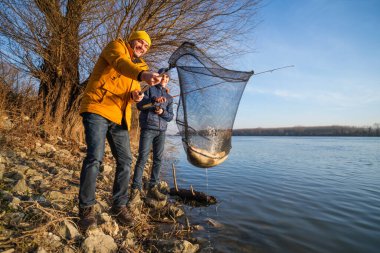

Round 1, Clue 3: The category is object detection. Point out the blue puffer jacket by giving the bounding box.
[137,84,174,131]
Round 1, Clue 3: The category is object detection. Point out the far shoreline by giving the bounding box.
[168,125,380,137]
[232,125,380,137]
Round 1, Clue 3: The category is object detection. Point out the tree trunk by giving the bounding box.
[36,0,84,140]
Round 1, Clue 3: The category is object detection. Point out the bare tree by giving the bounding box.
[0,0,260,139]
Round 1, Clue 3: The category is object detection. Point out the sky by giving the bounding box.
[231,0,380,129]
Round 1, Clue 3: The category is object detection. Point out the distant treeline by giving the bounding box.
[233,125,380,137]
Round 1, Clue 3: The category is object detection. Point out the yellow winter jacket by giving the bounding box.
[80,38,149,130]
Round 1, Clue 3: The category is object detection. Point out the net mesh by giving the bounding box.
[168,42,253,168]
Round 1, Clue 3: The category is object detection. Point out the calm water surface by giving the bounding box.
[162,136,380,253]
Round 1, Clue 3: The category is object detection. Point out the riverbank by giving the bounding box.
[233,125,380,136]
[0,128,207,252]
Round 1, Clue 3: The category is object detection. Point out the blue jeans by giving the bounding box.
[132,129,166,190]
[79,113,132,208]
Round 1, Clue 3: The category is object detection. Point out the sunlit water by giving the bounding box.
[162,136,380,253]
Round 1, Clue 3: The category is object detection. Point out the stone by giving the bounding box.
[168,204,185,218]
[29,175,43,183]
[16,151,27,158]
[155,239,199,253]
[4,170,24,180]
[45,191,69,202]
[42,232,62,248]
[35,147,47,155]
[12,179,31,194]
[63,246,76,253]
[81,228,118,253]
[36,247,47,253]
[8,196,21,209]
[56,149,72,159]
[47,166,59,175]
[1,118,14,130]
[0,163,4,179]
[0,190,13,202]
[205,218,223,228]
[58,219,82,241]
[4,149,16,159]
[25,168,40,177]
[191,237,209,245]
[42,143,56,152]
[6,212,25,227]
[100,220,119,237]
[1,249,15,253]
[192,225,205,231]
[33,195,48,203]
[14,164,29,174]
[121,231,137,249]
[2,177,16,184]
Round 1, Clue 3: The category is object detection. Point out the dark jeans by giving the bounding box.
[132,129,166,190]
[79,113,132,208]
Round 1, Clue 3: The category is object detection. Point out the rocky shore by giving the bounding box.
[0,128,210,253]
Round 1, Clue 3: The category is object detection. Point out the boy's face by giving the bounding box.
[160,74,169,87]
[130,39,149,58]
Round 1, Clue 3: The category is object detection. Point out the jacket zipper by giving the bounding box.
[159,86,162,130]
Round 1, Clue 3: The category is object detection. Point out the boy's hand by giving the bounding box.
[155,107,164,115]
[154,96,167,103]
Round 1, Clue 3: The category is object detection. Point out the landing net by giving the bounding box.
[168,42,253,168]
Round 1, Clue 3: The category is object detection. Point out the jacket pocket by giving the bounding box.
[99,78,125,109]
[146,112,158,127]
[102,74,125,98]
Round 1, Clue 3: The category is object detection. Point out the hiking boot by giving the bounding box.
[131,188,141,200]
[147,185,167,201]
[110,206,135,226]
[78,206,96,231]
[129,189,142,206]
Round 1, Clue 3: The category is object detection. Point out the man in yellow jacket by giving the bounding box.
[78,31,161,230]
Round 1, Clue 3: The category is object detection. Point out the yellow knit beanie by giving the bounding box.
[128,31,151,47]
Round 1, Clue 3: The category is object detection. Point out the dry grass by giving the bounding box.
[0,125,198,252]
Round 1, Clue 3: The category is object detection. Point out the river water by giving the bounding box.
[162,136,380,253]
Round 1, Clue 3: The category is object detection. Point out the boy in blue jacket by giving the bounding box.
[131,69,174,203]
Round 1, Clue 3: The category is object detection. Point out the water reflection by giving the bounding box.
[163,136,380,253]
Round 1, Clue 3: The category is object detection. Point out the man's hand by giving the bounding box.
[155,107,164,115]
[154,96,167,103]
[132,90,144,102]
[141,71,162,86]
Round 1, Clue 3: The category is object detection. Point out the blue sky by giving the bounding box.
[232,0,380,128]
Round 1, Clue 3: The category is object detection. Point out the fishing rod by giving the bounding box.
[170,65,295,98]
[140,65,294,109]
[253,65,294,75]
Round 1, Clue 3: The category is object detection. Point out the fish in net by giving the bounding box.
[167,42,254,168]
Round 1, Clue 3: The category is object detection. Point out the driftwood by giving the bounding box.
[170,164,217,206]
[169,188,217,205]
